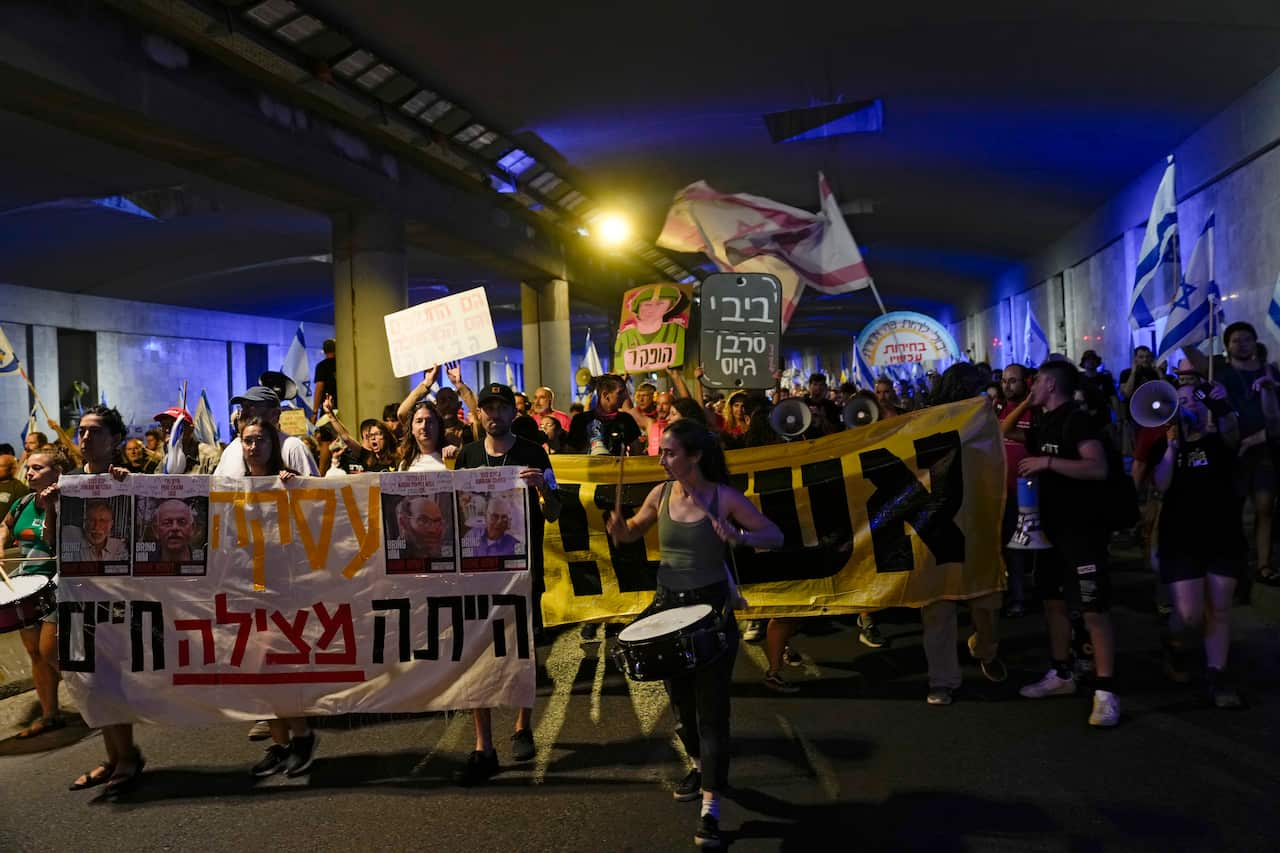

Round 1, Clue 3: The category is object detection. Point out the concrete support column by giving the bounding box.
[332,210,408,423]
[520,279,571,410]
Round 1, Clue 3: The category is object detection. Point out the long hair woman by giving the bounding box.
[238,417,319,777]
[605,419,782,848]
[399,400,451,471]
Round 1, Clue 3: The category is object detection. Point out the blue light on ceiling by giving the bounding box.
[779,100,884,143]
[497,148,536,176]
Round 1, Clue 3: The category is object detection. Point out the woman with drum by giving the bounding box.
[237,417,320,777]
[0,444,75,738]
[605,419,782,849]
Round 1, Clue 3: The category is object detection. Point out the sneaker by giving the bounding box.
[742,620,765,642]
[979,656,1008,683]
[285,731,317,777]
[1020,669,1077,699]
[926,686,953,705]
[694,814,722,849]
[763,671,799,694]
[858,620,886,649]
[580,623,600,642]
[673,768,702,802]
[1206,669,1244,710]
[511,728,535,763]
[248,720,272,741]
[1089,689,1121,727]
[782,643,803,667]
[454,749,499,786]
[250,744,290,777]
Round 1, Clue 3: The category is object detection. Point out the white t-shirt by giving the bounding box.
[213,433,319,477]
[404,452,446,472]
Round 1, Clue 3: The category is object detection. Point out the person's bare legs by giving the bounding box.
[472,708,495,752]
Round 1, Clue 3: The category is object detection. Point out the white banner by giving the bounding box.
[57,472,534,727]
[383,287,498,378]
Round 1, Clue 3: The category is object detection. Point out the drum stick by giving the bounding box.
[0,563,15,594]
[614,447,626,519]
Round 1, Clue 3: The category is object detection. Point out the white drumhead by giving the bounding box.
[0,574,51,605]
[619,604,714,642]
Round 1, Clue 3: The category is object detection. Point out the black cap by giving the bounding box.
[477,382,516,407]
[230,386,281,406]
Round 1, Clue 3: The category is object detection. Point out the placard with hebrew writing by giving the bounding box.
[698,272,781,390]
[384,287,498,378]
[133,476,209,577]
[614,283,693,374]
[57,474,132,577]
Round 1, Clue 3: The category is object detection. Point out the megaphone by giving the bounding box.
[1007,476,1053,551]
[575,367,593,387]
[769,398,812,438]
[259,370,298,403]
[1129,380,1179,428]
[842,397,880,428]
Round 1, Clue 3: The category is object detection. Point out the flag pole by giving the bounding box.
[1207,292,1217,384]
[15,363,79,457]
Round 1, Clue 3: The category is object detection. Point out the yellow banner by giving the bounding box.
[542,398,1006,625]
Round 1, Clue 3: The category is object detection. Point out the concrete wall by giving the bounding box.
[0,283,332,446]
[982,67,1280,371]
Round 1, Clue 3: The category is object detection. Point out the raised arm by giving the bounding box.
[397,365,441,424]
[667,366,691,400]
[605,482,664,545]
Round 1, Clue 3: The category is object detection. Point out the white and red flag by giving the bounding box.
[657,174,873,330]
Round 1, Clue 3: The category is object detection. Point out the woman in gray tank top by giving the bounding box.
[606,419,782,849]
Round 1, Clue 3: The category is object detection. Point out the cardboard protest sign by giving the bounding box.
[384,287,497,378]
[699,272,781,390]
[613,283,693,374]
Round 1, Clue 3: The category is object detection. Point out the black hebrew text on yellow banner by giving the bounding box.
[541,399,1007,625]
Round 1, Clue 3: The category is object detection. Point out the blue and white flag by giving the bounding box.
[1024,302,1049,367]
[281,323,313,418]
[853,346,877,389]
[1157,214,1223,359]
[1266,272,1280,346]
[1130,157,1180,329]
[163,384,188,475]
[504,357,516,389]
[0,326,20,374]
[583,329,605,378]
[18,400,38,446]
[193,389,220,446]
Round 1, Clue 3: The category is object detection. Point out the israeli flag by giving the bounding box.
[193,389,221,446]
[281,323,313,417]
[853,346,877,389]
[1267,272,1280,346]
[1129,157,1180,329]
[1157,214,1223,359]
[0,325,19,374]
[583,329,605,377]
[1024,303,1049,367]
[163,386,188,475]
[505,357,516,389]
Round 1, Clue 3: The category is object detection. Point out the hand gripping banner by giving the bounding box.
[56,472,534,727]
[541,399,1006,625]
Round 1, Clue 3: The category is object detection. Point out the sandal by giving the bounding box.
[69,762,115,791]
[105,749,146,796]
[16,715,65,739]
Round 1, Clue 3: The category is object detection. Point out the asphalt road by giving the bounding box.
[1,563,1277,852]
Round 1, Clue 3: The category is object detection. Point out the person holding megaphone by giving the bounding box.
[1150,380,1245,708]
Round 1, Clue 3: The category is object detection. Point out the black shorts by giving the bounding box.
[1035,534,1110,614]
[1157,549,1246,585]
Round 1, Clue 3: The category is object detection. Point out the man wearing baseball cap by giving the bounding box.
[153,407,221,475]
[213,386,319,477]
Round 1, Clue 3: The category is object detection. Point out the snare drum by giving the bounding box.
[0,574,58,634]
[612,604,728,682]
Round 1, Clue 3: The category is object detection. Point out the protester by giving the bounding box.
[0,453,30,520]
[802,373,842,438]
[539,414,566,453]
[1077,350,1121,434]
[121,438,157,474]
[452,383,561,785]
[1152,382,1245,707]
[323,399,398,472]
[605,419,783,848]
[1017,361,1120,726]
[873,378,904,418]
[311,337,337,422]
[566,374,640,456]
[154,407,220,474]
[643,391,675,456]
[999,363,1034,616]
[399,399,454,471]
[531,385,571,432]
[720,391,750,448]
[16,430,50,480]
[214,387,318,477]
[0,444,74,739]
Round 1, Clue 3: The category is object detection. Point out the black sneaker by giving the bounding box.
[285,732,317,777]
[454,749,499,786]
[580,623,600,642]
[251,744,290,777]
[511,728,535,762]
[694,814,722,848]
[673,768,702,801]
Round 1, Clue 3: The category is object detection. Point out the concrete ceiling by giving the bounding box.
[3,1,1280,349]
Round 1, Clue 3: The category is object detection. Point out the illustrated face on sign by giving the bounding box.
[156,499,195,559]
[636,293,674,335]
[85,502,113,549]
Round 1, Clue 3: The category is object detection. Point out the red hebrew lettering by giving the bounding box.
[313,602,357,665]
[265,609,311,666]
[215,593,252,668]
[174,618,215,667]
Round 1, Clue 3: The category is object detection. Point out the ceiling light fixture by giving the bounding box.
[595,212,632,247]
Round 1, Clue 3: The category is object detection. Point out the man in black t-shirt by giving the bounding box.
[1016,360,1120,727]
[802,373,843,439]
[453,382,561,786]
[566,374,641,455]
[1077,350,1120,434]
[311,339,337,423]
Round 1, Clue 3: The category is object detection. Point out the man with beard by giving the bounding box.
[68,499,128,561]
[452,382,561,784]
[998,363,1035,616]
[153,499,196,562]
[530,386,571,432]
[398,495,446,558]
[802,373,842,438]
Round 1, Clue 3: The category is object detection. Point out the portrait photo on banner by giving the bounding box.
[132,475,210,577]
[57,474,132,577]
[380,470,458,574]
[455,467,528,573]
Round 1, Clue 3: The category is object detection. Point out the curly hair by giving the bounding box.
[31,443,77,474]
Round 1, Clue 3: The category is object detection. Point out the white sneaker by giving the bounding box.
[742,620,765,642]
[1019,669,1077,699]
[1089,689,1121,727]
